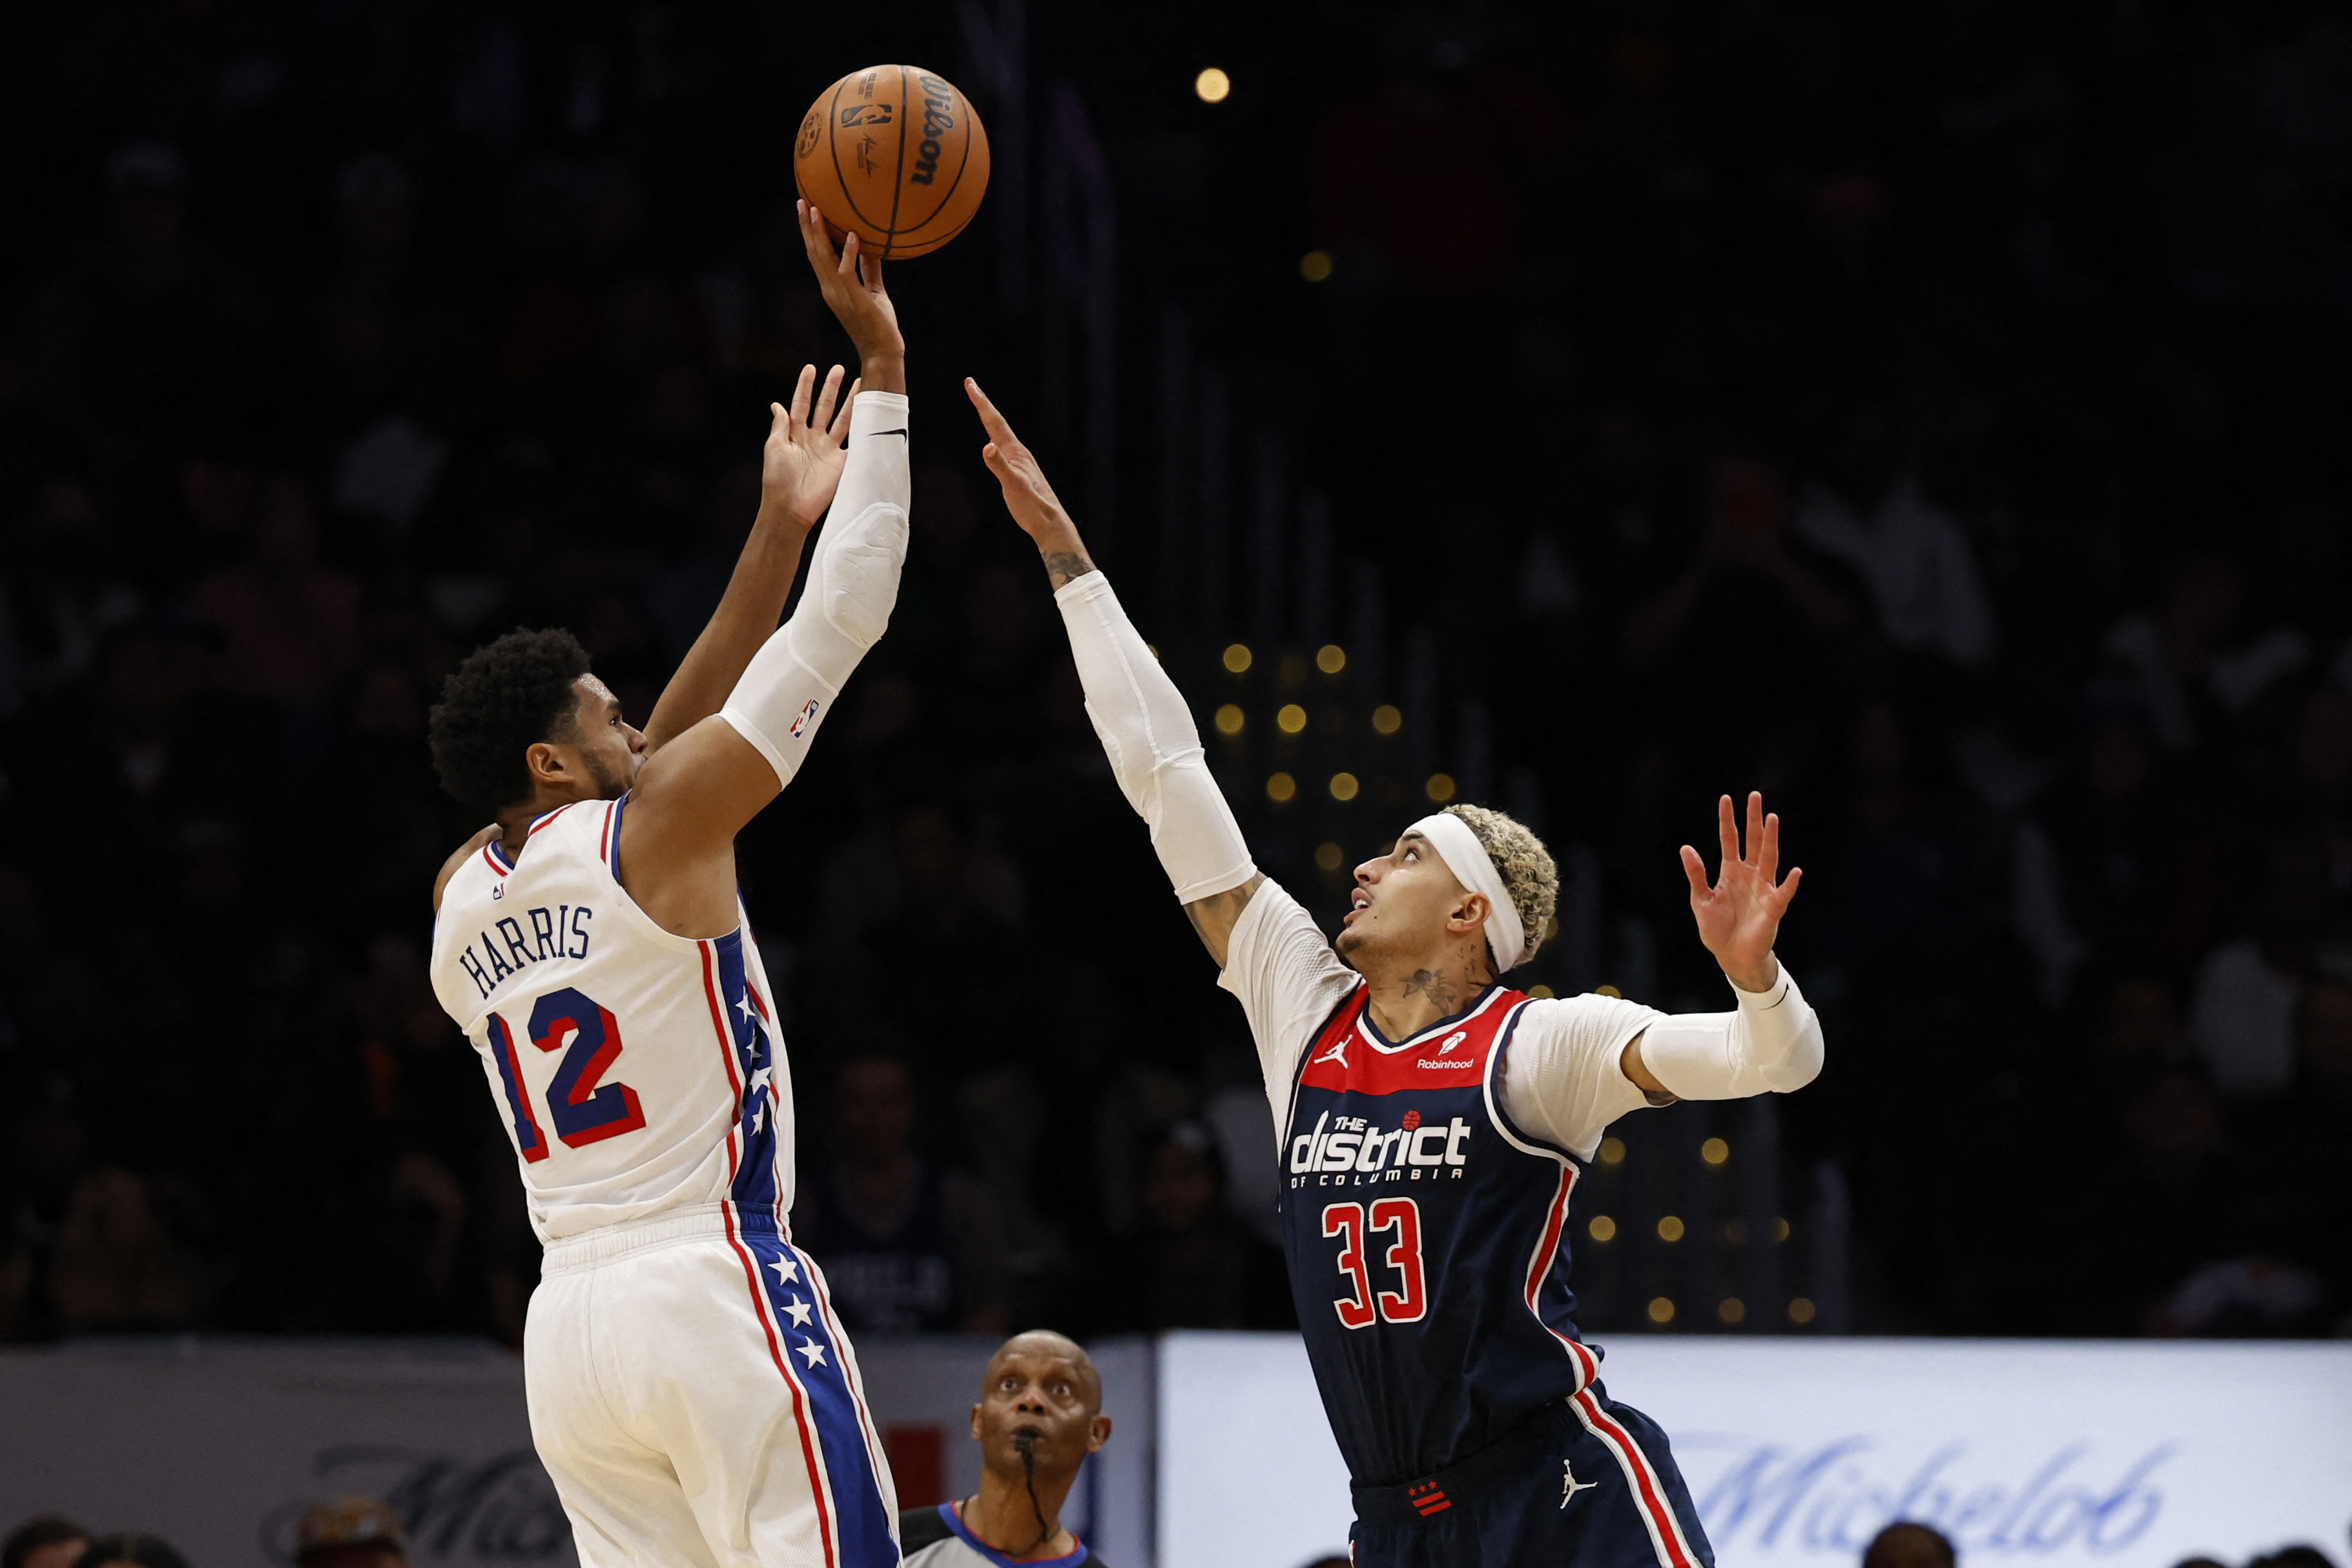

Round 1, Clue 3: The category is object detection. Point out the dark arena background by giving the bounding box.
[0,3,2349,1565]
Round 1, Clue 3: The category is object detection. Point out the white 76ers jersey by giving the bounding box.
[428,797,790,1242]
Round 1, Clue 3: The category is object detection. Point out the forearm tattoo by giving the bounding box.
[1041,550,1095,590]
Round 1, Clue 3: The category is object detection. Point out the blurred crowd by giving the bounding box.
[0,0,2349,1348]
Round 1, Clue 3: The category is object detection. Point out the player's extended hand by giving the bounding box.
[965,380,1077,543]
[798,199,904,371]
[761,363,856,528]
[1680,792,1802,993]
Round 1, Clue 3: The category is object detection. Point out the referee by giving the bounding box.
[900,1331,1114,1565]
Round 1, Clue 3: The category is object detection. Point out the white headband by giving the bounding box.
[1407,812,1525,974]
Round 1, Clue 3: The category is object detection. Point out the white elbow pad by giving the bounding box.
[1055,571,1257,902]
[721,391,909,785]
[1639,965,1824,1100]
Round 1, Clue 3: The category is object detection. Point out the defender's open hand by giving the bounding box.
[761,362,856,529]
[798,199,904,376]
[1681,792,1801,993]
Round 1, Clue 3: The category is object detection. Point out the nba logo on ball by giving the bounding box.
[789,699,820,739]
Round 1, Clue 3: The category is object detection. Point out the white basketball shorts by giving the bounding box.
[525,1204,898,1568]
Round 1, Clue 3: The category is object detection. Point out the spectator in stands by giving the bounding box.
[293,1498,407,1568]
[898,1330,1113,1567]
[792,1054,1006,1335]
[1093,1124,1292,1334]
[3,1518,89,1568]
[66,1536,189,1568]
[1862,1522,1956,1568]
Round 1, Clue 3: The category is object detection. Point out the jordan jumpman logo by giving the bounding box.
[1561,1458,1598,1507]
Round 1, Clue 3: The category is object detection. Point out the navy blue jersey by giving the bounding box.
[1280,981,1604,1485]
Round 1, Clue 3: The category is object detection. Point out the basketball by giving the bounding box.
[794,65,991,260]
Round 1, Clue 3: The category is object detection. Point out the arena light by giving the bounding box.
[1266,772,1296,803]
[1371,704,1401,735]
[1718,1297,1746,1325]
[1598,1137,1625,1166]
[1647,1297,1676,1325]
[1215,703,1244,736]
[1301,251,1334,284]
[1657,1215,1686,1243]
[1195,67,1231,103]
[1788,1297,1816,1324]
[1701,1137,1729,1166]
[1328,771,1358,800]
[1424,772,1454,802]
[1588,1215,1616,1243]
[1223,642,1253,673]
[1277,703,1307,734]
[1314,841,1342,870]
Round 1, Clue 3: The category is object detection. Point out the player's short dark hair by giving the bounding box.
[1862,1522,1956,1568]
[428,628,593,816]
[5,1518,89,1568]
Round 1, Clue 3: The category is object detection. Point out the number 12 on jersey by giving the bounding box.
[1323,1198,1427,1328]
[486,985,648,1162]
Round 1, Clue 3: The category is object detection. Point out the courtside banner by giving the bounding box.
[1155,1332,2352,1568]
[0,1339,571,1568]
[0,1336,1154,1568]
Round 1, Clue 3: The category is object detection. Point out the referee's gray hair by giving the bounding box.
[1443,803,1558,969]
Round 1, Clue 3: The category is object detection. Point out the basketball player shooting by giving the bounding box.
[967,381,1824,1568]
[423,202,911,1568]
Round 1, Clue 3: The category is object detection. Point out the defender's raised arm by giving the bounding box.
[967,378,1263,962]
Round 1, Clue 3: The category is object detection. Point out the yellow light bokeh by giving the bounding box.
[1700,1137,1729,1166]
[1223,643,1253,673]
[1266,772,1296,803]
[1371,704,1402,735]
[1314,841,1343,871]
[1595,984,1624,998]
[1598,1137,1626,1166]
[1300,249,1334,283]
[1425,772,1456,802]
[1788,1297,1817,1325]
[1588,1215,1616,1243]
[1315,643,1346,672]
[1215,703,1244,736]
[1195,67,1232,103]
[1329,772,1359,801]
[1647,1297,1676,1325]
[1657,1215,1685,1243]
[1277,703,1307,734]
[1773,1217,1791,1243]
[1528,984,1556,998]
[1724,1218,1747,1246]
[1719,1297,1746,1325]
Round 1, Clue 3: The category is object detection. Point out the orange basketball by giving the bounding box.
[794,66,991,260]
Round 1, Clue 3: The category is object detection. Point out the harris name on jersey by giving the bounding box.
[451,900,597,999]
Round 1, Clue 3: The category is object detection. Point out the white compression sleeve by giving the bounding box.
[720,391,909,786]
[1635,964,1825,1100]
[1053,570,1257,902]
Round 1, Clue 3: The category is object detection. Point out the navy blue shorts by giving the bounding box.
[1347,1388,1714,1568]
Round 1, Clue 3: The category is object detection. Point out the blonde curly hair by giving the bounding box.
[1443,803,1559,970]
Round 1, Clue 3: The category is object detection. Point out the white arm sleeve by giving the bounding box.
[720,391,909,786]
[1635,964,1826,1100]
[1053,570,1257,902]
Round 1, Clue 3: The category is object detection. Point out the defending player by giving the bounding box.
[425,203,909,1568]
[966,382,1824,1567]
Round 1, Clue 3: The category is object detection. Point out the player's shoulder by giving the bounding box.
[1510,989,1664,1042]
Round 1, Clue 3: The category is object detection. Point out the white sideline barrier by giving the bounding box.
[1155,1332,2352,1568]
[0,1336,1151,1568]
[6,1335,2349,1568]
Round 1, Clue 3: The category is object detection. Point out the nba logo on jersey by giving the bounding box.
[789,699,820,738]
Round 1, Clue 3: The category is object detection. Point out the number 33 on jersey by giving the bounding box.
[429,798,794,1243]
